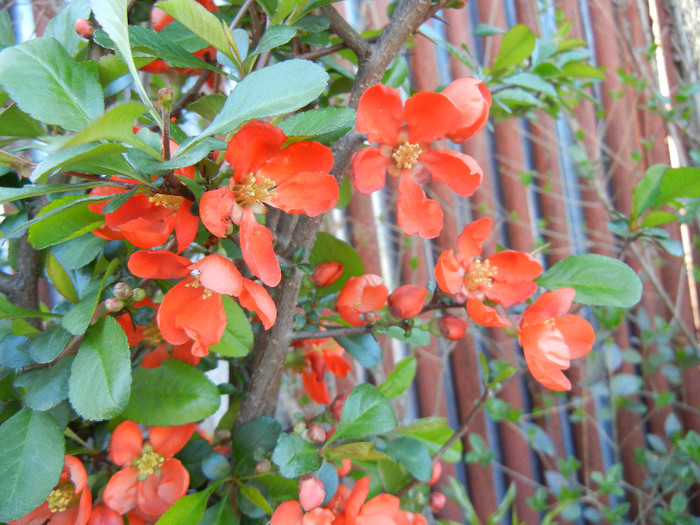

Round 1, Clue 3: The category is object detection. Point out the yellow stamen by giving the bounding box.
[143,324,164,345]
[392,142,422,170]
[230,173,277,209]
[47,482,78,513]
[149,194,185,210]
[464,259,498,290]
[185,275,214,299]
[134,444,166,481]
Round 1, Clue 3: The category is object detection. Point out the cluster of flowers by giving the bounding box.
[10,422,194,525]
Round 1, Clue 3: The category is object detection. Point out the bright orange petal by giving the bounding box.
[158,279,203,346]
[137,459,189,517]
[239,278,277,329]
[522,288,576,326]
[128,250,191,279]
[200,187,236,238]
[240,209,281,287]
[404,91,462,144]
[345,477,371,522]
[351,147,391,194]
[176,290,226,356]
[270,171,339,216]
[110,421,143,465]
[442,77,491,143]
[388,284,427,319]
[420,149,482,197]
[466,296,510,327]
[396,176,443,238]
[258,140,334,184]
[149,423,196,458]
[103,467,139,515]
[271,501,304,525]
[302,368,332,404]
[434,250,463,294]
[455,218,491,263]
[190,253,243,296]
[226,120,286,179]
[556,314,595,359]
[355,84,404,145]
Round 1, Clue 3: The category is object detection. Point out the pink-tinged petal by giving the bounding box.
[149,423,196,458]
[466,296,510,327]
[128,250,191,279]
[239,209,281,287]
[158,279,203,346]
[404,91,462,144]
[397,176,443,238]
[420,149,483,197]
[103,467,139,515]
[456,218,492,263]
[522,288,576,326]
[239,278,277,329]
[137,459,189,517]
[303,508,336,525]
[355,84,404,145]
[226,120,286,179]
[556,314,595,359]
[351,147,391,194]
[271,501,304,525]
[434,250,463,294]
[110,421,143,465]
[200,187,236,238]
[442,78,491,143]
[523,323,571,367]
[522,341,572,391]
[258,141,334,185]
[190,253,243,296]
[87,503,124,525]
[175,199,199,253]
[270,171,338,216]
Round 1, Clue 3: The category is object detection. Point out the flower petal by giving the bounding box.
[271,500,304,525]
[270,171,339,216]
[149,423,196,458]
[556,314,595,359]
[302,368,332,404]
[226,120,286,179]
[258,140,334,185]
[351,146,391,194]
[110,421,143,465]
[404,91,462,144]
[455,218,491,263]
[435,249,464,294]
[190,253,243,296]
[239,278,277,329]
[103,467,140,515]
[466,296,510,327]
[420,149,482,197]
[200,187,235,238]
[355,84,404,145]
[522,288,576,326]
[138,459,189,516]
[442,77,491,143]
[174,199,199,253]
[396,176,443,238]
[128,250,191,279]
[176,291,226,356]
[240,209,281,287]
[158,279,203,346]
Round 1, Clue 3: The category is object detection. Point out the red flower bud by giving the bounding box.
[438,314,467,340]
[388,284,427,319]
[299,475,325,511]
[255,459,271,474]
[429,492,447,513]
[74,18,93,39]
[307,424,327,443]
[311,261,344,287]
[428,462,442,485]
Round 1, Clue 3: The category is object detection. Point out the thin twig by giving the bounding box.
[319,5,370,60]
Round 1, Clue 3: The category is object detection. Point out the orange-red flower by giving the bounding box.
[270,501,335,525]
[437,314,467,341]
[11,455,92,525]
[519,287,595,391]
[199,120,338,287]
[103,421,194,519]
[441,78,491,143]
[388,284,427,319]
[435,218,542,327]
[311,261,344,288]
[87,503,145,525]
[351,83,485,238]
[128,250,277,356]
[336,274,389,327]
[294,338,352,404]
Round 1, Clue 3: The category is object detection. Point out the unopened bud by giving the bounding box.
[254,459,271,474]
[293,421,307,435]
[311,262,343,288]
[429,492,447,513]
[428,462,442,485]
[362,310,379,324]
[437,314,467,341]
[307,424,327,443]
[74,18,93,39]
[299,475,325,511]
[388,284,427,319]
[157,87,173,112]
[113,282,133,300]
[104,298,124,312]
[131,288,146,302]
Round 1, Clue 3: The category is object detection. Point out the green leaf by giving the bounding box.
[69,316,131,420]
[657,167,700,204]
[611,373,641,397]
[52,234,108,270]
[0,408,65,522]
[63,103,159,157]
[272,433,321,477]
[383,435,432,482]
[536,254,642,308]
[155,0,236,62]
[0,11,14,50]
[0,297,60,320]
[490,24,535,73]
[639,210,676,228]
[335,334,381,368]
[196,59,328,141]
[233,417,282,472]
[309,232,364,295]
[560,62,606,79]
[394,417,462,462]
[377,325,430,345]
[0,182,102,205]
[379,356,416,399]
[501,72,557,96]
[0,104,45,138]
[0,37,104,131]
[248,25,297,59]
[0,150,33,174]
[323,441,386,461]
[44,0,91,55]
[129,136,226,174]
[239,484,273,515]
[32,143,131,182]
[444,477,480,525]
[156,484,219,525]
[201,494,239,525]
[474,23,506,37]
[187,94,226,121]
[91,0,159,123]
[494,87,542,107]
[45,252,79,303]
[631,163,667,219]
[329,384,397,444]
[28,195,105,250]
[14,355,72,411]
[29,325,73,364]
[278,107,356,144]
[123,360,221,425]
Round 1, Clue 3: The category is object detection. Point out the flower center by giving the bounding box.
[150,193,185,210]
[186,275,213,299]
[143,323,164,345]
[392,142,422,170]
[464,259,498,291]
[48,482,79,513]
[230,173,276,213]
[134,444,166,480]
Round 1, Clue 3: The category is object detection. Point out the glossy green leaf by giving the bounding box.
[28,325,72,364]
[490,24,535,73]
[232,416,282,472]
[631,164,667,219]
[123,360,221,425]
[25,195,106,248]
[323,441,386,461]
[15,355,72,411]
[0,150,33,174]
[52,234,108,270]
[45,252,79,303]
[0,182,102,205]
[278,107,355,144]
[329,384,397,444]
[377,325,430,345]
[196,59,328,142]
[248,25,297,59]
[0,408,65,522]
[0,297,60,320]
[187,94,226,121]
[309,232,364,295]
[0,104,45,138]
[657,166,700,204]
[494,87,542,107]
[61,258,119,335]
[69,316,131,420]
[335,333,381,368]
[272,433,321,478]
[44,0,91,55]
[379,356,416,399]
[537,254,642,307]
[560,62,605,79]
[383,435,432,482]
[394,417,462,462]
[201,494,239,525]
[501,72,557,96]
[0,37,103,131]
[239,484,273,515]
[0,11,14,50]
[32,143,131,182]
[156,483,221,525]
